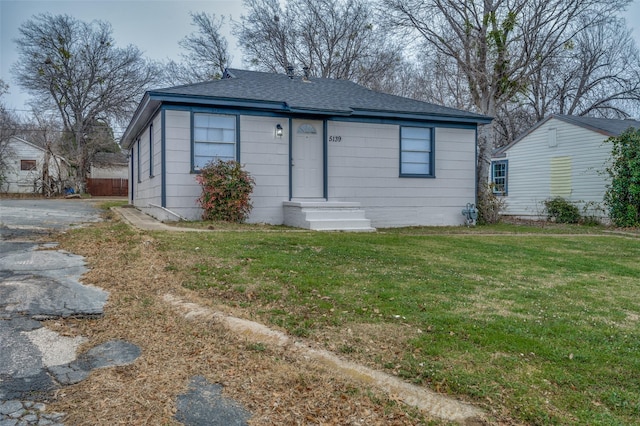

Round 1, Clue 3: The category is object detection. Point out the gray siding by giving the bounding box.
[327,122,476,226]
[161,109,200,220]
[132,112,167,218]
[240,116,289,224]
[131,112,478,226]
[500,118,611,218]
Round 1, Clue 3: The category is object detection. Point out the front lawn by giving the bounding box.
[155,225,640,424]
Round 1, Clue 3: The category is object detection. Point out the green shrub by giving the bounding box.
[544,197,580,223]
[195,160,255,223]
[604,128,640,227]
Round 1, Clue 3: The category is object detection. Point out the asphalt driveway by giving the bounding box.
[0,198,119,424]
[0,198,249,426]
[0,198,102,240]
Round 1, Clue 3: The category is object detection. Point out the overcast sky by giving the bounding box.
[0,0,246,114]
[1,0,640,115]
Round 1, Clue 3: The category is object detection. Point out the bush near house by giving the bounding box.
[196,160,255,223]
[605,127,640,227]
[544,197,581,223]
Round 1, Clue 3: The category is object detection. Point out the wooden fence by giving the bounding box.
[86,178,128,197]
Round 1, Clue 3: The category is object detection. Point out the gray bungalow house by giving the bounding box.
[121,68,491,230]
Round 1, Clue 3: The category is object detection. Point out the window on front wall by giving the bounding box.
[21,160,37,171]
[193,113,236,170]
[149,123,154,177]
[491,160,508,195]
[400,126,433,177]
[137,139,141,183]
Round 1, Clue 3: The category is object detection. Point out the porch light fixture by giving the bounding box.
[275,123,283,138]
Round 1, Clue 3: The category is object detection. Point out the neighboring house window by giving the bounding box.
[193,113,236,170]
[20,160,37,171]
[491,160,508,195]
[149,123,154,177]
[137,139,141,183]
[400,126,433,177]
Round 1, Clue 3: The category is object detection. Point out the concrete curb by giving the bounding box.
[113,207,202,232]
[164,294,487,425]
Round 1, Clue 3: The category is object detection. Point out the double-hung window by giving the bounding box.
[400,127,433,177]
[136,139,141,183]
[149,123,154,177]
[193,113,236,170]
[491,160,508,195]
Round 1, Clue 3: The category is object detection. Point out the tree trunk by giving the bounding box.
[476,102,497,222]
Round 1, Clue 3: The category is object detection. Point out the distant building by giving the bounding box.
[0,136,70,194]
[491,115,640,220]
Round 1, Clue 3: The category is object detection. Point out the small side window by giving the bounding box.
[137,139,141,183]
[21,160,37,171]
[491,160,508,195]
[149,123,154,178]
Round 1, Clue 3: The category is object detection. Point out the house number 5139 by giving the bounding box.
[329,136,342,142]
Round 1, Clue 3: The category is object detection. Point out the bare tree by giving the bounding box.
[163,12,231,85]
[21,113,70,196]
[12,13,159,191]
[528,17,640,121]
[234,0,298,73]
[491,17,640,148]
[382,0,631,207]
[234,0,402,85]
[492,100,538,149]
[0,80,20,190]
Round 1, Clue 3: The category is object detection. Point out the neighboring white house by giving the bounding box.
[0,136,70,194]
[491,115,640,220]
[120,68,492,230]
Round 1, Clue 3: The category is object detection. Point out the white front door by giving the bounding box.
[292,119,324,198]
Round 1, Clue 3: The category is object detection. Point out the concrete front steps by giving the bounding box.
[283,200,376,232]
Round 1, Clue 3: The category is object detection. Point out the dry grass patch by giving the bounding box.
[47,220,436,425]
[314,322,418,370]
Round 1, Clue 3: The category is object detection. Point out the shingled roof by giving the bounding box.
[159,68,490,118]
[122,68,491,148]
[551,115,640,136]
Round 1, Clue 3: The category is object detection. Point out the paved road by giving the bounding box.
[0,199,116,425]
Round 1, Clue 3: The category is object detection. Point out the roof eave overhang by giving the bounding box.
[156,93,289,111]
[121,92,293,149]
[286,106,353,116]
[120,92,155,150]
[350,109,493,125]
[157,94,354,116]
[121,92,493,148]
